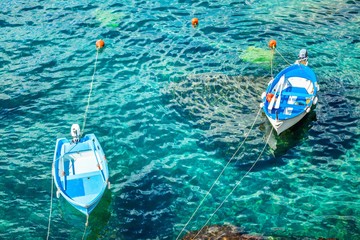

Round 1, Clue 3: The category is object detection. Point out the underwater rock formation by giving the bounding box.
[182,224,264,240]
[165,73,266,135]
[163,73,271,163]
[182,224,339,240]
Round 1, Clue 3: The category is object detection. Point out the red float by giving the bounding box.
[191,18,199,28]
[96,39,105,49]
[268,39,277,49]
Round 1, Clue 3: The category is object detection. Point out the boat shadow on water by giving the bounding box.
[235,109,318,172]
[56,189,112,238]
[264,109,317,156]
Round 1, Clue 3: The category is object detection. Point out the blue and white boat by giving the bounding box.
[261,61,319,135]
[52,124,110,218]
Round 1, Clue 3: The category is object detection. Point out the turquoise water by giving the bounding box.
[0,0,359,239]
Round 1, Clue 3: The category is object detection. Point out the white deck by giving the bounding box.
[60,140,103,178]
[66,150,101,176]
[287,77,314,94]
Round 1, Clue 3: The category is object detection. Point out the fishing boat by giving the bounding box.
[52,124,110,218]
[261,51,319,135]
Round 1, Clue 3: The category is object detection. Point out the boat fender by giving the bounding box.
[266,93,274,102]
[261,92,266,99]
[85,215,89,227]
[107,181,111,190]
[56,190,60,198]
[316,83,320,91]
[306,107,311,113]
[259,102,264,108]
[313,96,318,105]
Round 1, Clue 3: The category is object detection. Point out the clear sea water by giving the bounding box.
[0,0,359,239]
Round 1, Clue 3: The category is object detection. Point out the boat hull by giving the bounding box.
[52,134,109,216]
[261,64,318,135]
[266,110,308,135]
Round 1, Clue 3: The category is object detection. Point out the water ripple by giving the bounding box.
[0,1,359,239]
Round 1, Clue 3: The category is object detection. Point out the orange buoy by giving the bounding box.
[191,18,199,28]
[266,93,274,102]
[268,39,277,49]
[96,39,105,49]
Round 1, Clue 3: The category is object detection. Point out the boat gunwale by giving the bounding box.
[52,134,109,212]
[262,64,318,121]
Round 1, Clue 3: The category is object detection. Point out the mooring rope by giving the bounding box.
[270,49,275,79]
[82,215,89,240]
[47,42,102,239]
[81,48,100,136]
[46,164,55,240]
[176,107,262,240]
[191,128,273,240]
[275,48,291,65]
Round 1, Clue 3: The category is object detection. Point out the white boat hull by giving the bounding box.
[266,110,308,135]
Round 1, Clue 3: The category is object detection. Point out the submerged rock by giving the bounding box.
[163,73,269,163]
[182,225,339,240]
[182,224,264,240]
[165,73,266,133]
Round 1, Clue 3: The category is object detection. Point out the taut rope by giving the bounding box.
[176,107,262,240]
[46,45,100,237]
[81,48,100,136]
[46,164,55,240]
[191,128,273,239]
[82,215,89,240]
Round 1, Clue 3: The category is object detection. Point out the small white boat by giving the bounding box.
[52,124,110,217]
[261,59,319,135]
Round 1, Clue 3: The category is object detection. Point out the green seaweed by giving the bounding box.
[95,9,125,28]
[239,46,274,64]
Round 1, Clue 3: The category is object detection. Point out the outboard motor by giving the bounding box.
[70,124,81,143]
[297,49,308,66]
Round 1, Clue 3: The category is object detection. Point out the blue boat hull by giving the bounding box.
[52,134,109,216]
[261,64,319,135]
